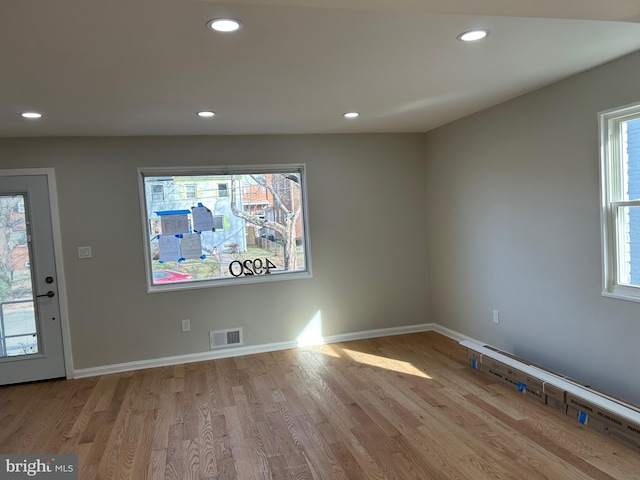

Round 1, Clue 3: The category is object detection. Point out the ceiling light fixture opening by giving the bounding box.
[457,29,489,42]
[197,111,215,118]
[343,112,359,119]
[207,18,242,33]
[21,112,42,119]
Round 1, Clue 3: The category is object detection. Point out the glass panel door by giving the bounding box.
[0,173,65,385]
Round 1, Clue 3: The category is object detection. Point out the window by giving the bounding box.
[185,184,197,199]
[151,184,164,202]
[138,164,311,292]
[600,102,640,301]
[212,215,224,231]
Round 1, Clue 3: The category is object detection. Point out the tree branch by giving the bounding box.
[230,177,286,235]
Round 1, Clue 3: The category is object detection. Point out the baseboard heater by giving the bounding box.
[460,340,640,453]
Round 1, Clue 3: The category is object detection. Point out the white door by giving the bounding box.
[0,173,66,385]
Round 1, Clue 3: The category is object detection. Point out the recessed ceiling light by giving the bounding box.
[457,29,489,42]
[207,18,241,33]
[343,112,359,119]
[21,112,42,119]
[197,111,215,118]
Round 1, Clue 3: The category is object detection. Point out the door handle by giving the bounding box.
[36,291,55,298]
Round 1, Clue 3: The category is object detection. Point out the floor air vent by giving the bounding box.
[210,328,243,349]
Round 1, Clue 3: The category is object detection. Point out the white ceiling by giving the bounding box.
[2,0,640,137]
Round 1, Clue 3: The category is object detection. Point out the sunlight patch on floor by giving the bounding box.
[318,344,344,358]
[295,313,431,370]
[338,347,432,379]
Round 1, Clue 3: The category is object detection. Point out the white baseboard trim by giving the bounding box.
[321,322,437,344]
[431,324,485,344]
[73,322,443,379]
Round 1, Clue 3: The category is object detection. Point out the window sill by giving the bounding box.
[601,288,640,304]
[147,270,312,294]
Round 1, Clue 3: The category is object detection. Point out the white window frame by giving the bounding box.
[599,101,640,302]
[138,164,312,293]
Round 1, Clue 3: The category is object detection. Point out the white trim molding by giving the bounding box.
[430,323,483,343]
[74,323,442,378]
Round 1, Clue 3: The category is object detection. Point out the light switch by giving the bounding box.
[78,246,92,259]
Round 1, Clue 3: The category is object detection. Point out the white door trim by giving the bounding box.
[0,167,73,379]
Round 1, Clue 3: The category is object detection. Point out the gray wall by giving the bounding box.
[0,134,429,369]
[4,49,639,406]
[425,50,640,405]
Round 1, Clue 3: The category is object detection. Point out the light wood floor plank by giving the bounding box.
[0,332,638,479]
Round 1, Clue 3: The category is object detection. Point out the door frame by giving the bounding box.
[0,167,73,378]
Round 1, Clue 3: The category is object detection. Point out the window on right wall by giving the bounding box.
[600,102,640,301]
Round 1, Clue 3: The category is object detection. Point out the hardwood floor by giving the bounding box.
[1,332,638,479]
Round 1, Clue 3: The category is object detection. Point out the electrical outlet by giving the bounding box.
[181,319,191,332]
[493,310,500,324]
